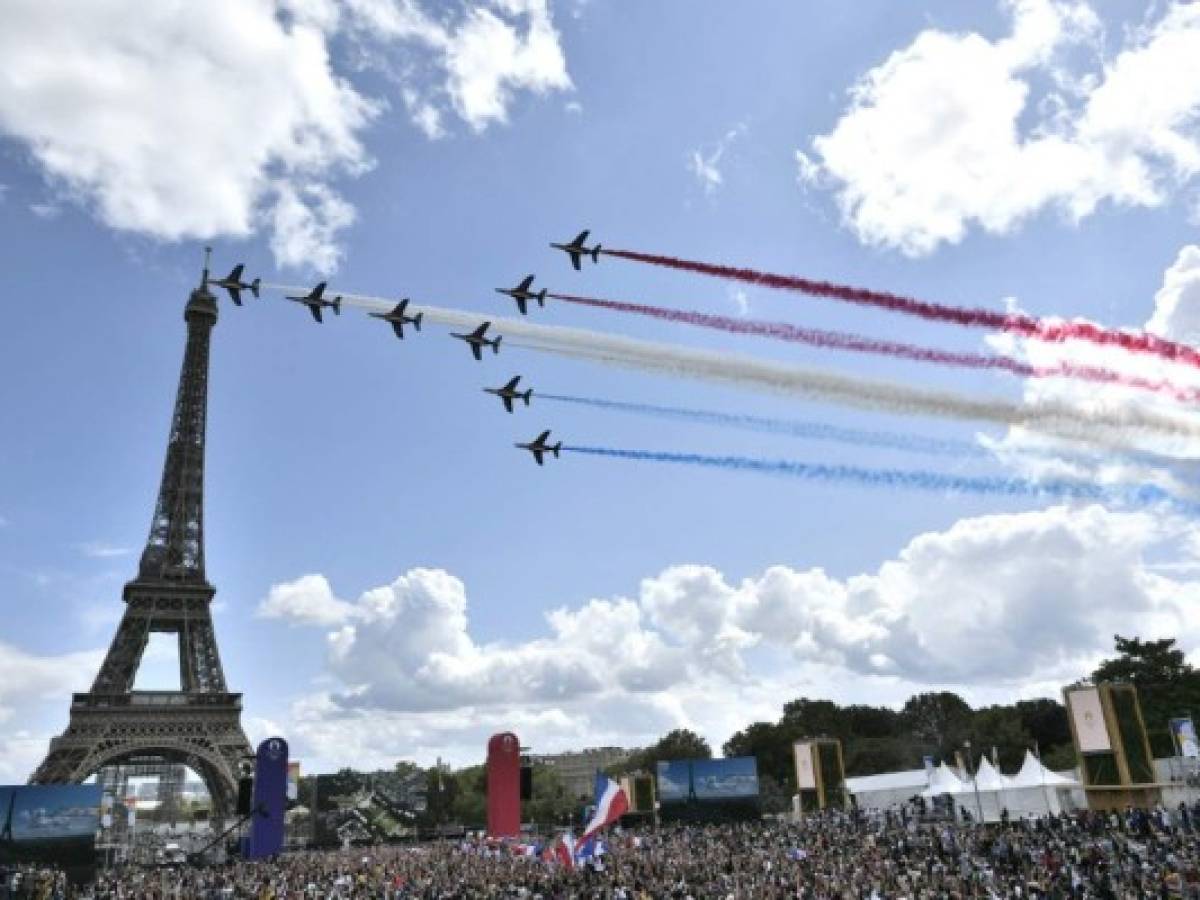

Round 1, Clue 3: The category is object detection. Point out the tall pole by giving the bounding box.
[964,740,983,822]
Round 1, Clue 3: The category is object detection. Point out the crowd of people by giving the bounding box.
[3,802,1200,898]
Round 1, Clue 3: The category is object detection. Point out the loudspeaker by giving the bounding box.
[520,766,532,801]
[237,777,254,816]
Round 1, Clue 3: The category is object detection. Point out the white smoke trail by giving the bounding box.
[262,283,1200,451]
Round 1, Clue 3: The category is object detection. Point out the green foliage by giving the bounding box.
[623,728,712,775]
[1093,635,1200,757]
[900,692,973,757]
[715,691,1076,784]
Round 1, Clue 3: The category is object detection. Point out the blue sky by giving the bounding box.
[3,0,1200,778]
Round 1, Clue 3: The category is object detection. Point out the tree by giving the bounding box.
[723,722,793,787]
[780,698,847,739]
[900,692,973,757]
[1013,698,1071,752]
[630,728,712,773]
[970,705,1032,771]
[1093,635,1200,756]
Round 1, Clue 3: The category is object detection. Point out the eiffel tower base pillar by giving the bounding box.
[31,692,250,827]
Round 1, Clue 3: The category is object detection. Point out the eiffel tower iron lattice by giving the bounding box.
[30,257,252,823]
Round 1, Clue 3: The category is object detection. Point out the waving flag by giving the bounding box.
[553,832,576,869]
[581,772,629,843]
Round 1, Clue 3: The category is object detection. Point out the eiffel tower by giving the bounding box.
[30,254,252,823]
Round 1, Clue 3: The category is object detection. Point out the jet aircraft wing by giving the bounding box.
[391,322,405,339]
[309,304,323,323]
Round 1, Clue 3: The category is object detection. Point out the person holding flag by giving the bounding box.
[580,771,630,844]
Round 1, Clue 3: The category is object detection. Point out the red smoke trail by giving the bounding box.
[549,292,1200,403]
[601,248,1200,372]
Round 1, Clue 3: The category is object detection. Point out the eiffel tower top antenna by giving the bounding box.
[201,246,212,289]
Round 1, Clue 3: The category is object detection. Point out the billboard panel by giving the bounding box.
[1068,687,1112,753]
[655,760,690,802]
[0,785,102,883]
[1170,717,1199,759]
[691,757,759,800]
[793,742,816,790]
[313,773,415,846]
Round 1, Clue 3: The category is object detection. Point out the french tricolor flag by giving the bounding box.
[580,772,629,843]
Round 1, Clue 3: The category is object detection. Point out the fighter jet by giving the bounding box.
[368,298,423,339]
[285,282,342,323]
[484,376,532,413]
[210,264,260,306]
[451,321,501,360]
[515,430,561,466]
[550,230,602,271]
[495,275,547,315]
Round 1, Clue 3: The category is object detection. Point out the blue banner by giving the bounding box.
[247,737,288,859]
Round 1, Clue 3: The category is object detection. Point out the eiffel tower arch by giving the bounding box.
[30,259,252,824]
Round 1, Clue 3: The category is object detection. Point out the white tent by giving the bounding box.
[999,750,1080,818]
[919,763,964,798]
[846,768,929,811]
[1009,751,1078,789]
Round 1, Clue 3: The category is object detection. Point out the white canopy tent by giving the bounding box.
[953,752,1081,821]
[850,753,1082,821]
[919,763,964,798]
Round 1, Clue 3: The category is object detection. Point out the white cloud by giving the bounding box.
[342,0,572,133]
[799,0,1200,255]
[257,573,359,626]
[0,0,377,273]
[0,0,574,270]
[268,180,357,272]
[259,505,1200,767]
[0,641,103,781]
[687,124,746,196]
[29,202,60,220]
[1146,245,1200,344]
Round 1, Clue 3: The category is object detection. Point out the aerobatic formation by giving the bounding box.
[220,228,1200,493]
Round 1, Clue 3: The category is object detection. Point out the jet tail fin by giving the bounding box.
[250,278,261,298]
[333,298,342,315]
[413,312,423,332]
[493,335,502,353]
[537,289,547,306]
[523,390,532,406]
[552,442,561,458]
[592,245,601,263]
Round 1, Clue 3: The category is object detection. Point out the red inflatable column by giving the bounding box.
[486,731,521,838]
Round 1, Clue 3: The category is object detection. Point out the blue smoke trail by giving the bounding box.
[538,392,985,459]
[561,445,1196,514]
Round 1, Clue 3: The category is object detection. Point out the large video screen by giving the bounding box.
[313,773,419,846]
[691,757,759,800]
[0,784,102,883]
[655,761,691,802]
